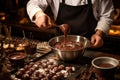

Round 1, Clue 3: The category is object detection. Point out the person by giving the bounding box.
[26,0,114,48]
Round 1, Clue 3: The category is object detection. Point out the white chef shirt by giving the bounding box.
[26,0,114,34]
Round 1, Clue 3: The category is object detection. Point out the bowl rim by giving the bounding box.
[49,35,89,41]
[91,56,119,69]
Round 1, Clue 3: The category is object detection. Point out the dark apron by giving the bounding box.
[55,0,97,38]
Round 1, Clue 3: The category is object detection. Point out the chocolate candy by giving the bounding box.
[15,59,75,79]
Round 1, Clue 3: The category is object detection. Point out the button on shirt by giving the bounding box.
[27,0,114,34]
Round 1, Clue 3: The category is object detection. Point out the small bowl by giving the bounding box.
[92,57,119,69]
[9,52,27,61]
[48,35,90,61]
[92,57,119,79]
[9,52,27,68]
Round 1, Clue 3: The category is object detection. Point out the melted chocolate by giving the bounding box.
[54,41,84,51]
[54,24,84,51]
[99,63,114,68]
[59,24,69,36]
[9,53,26,60]
[59,24,69,42]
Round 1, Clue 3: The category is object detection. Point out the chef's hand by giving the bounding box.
[91,30,104,48]
[34,11,52,28]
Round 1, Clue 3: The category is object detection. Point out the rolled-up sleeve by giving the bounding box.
[95,0,114,34]
[26,0,48,22]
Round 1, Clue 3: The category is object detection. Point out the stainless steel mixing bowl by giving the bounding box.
[48,35,90,61]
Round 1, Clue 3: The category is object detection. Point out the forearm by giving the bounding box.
[26,0,48,22]
[95,0,114,34]
[95,18,113,35]
[95,29,105,38]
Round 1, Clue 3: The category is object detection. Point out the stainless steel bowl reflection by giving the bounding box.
[48,35,90,61]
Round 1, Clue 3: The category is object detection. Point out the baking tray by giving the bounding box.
[10,55,94,80]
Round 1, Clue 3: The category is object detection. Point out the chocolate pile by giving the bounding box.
[14,59,75,80]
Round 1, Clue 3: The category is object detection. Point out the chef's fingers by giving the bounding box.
[91,34,104,48]
[47,15,53,28]
[91,36,96,48]
[35,16,45,28]
[35,14,52,28]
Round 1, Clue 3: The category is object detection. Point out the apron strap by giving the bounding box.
[62,0,65,4]
[88,0,92,5]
